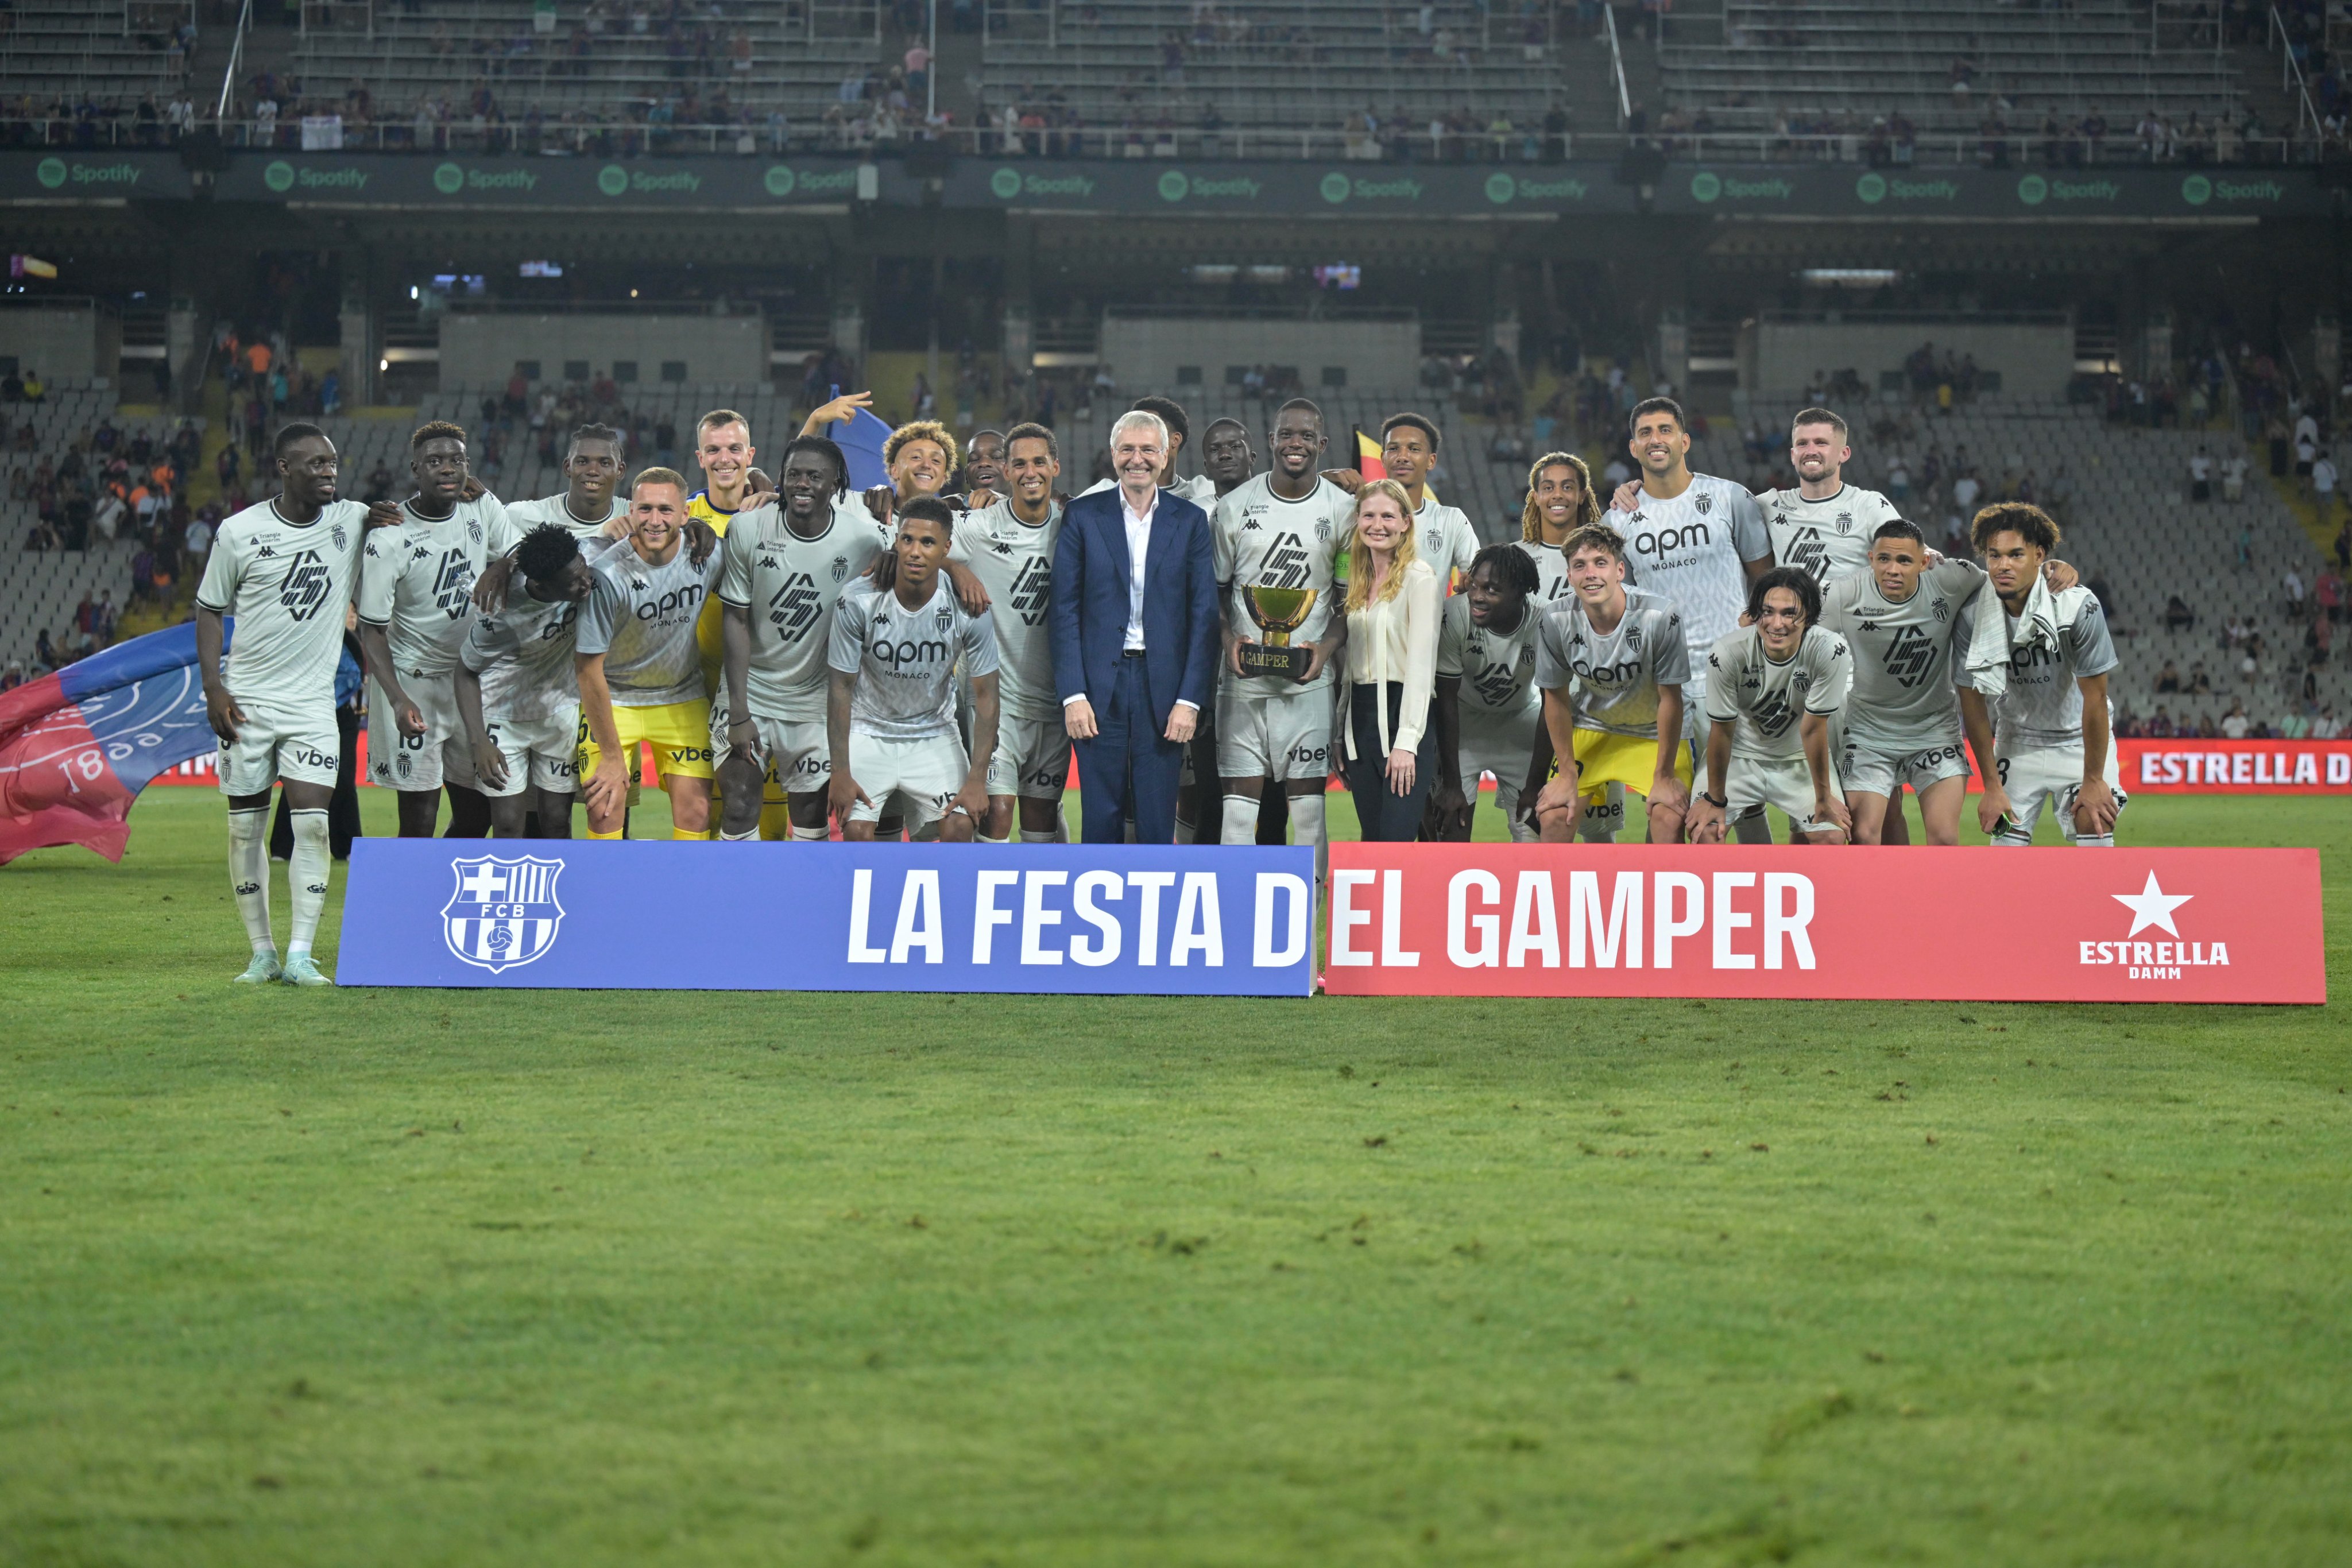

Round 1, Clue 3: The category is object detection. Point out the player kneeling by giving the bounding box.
[826,498,1001,842]
[1687,567,1855,845]
[1964,502,2125,846]
[1529,524,1692,844]
[454,524,595,838]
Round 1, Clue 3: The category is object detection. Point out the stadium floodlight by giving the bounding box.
[1800,268,1899,288]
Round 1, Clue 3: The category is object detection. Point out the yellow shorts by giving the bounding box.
[1571,727,1690,803]
[577,699,715,784]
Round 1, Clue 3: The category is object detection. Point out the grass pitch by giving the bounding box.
[1,791,2347,1566]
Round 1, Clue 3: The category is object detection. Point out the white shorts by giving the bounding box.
[1995,744,2128,844]
[1459,717,1539,824]
[711,699,831,795]
[845,731,970,827]
[988,713,1071,800]
[1842,737,1971,797]
[1726,750,1846,837]
[366,670,478,792]
[219,694,340,796]
[480,702,581,798]
[1215,686,1334,782]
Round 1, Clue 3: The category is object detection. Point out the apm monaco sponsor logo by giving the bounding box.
[2078,872,2222,981]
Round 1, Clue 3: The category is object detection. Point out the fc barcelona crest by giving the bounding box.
[443,855,566,974]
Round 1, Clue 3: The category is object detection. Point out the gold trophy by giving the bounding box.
[1238,586,1318,680]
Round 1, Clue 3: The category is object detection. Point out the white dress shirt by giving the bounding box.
[1120,488,1155,651]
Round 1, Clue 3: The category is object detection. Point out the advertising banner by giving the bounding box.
[1320,845,2323,1004]
[2117,738,2352,793]
[210,153,887,208]
[950,159,1638,215]
[1655,165,2334,219]
[336,841,1317,996]
[0,153,192,202]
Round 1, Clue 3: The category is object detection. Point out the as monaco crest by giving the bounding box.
[443,855,566,973]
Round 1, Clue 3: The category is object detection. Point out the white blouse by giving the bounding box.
[1341,557,1441,759]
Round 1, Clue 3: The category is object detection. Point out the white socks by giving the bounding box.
[790,823,829,841]
[719,827,760,841]
[2074,833,2114,848]
[977,833,1010,845]
[227,807,274,955]
[1287,792,1327,881]
[286,808,331,959]
[1019,828,1057,843]
[1220,794,1260,846]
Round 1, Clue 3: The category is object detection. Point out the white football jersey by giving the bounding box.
[1615,473,1769,676]
[195,497,372,708]
[1704,623,1853,764]
[1756,482,1901,584]
[949,498,1065,721]
[355,494,521,676]
[1213,473,1356,699]
[715,501,892,723]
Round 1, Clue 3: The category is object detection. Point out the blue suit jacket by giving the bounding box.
[1049,486,1220,727]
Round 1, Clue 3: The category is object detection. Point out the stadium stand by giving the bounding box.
[0,0,196,123]
[281,0,885,151]
[977,1,1570,152]
[0,388,202,677]
[1652,0,2250,160]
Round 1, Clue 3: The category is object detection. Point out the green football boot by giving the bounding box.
[234,951,283,985]
[279,954,333,987]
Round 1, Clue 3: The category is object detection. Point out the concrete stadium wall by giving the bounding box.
[1099,317,1419,396]
[1751,322,2074,398]
[437,313,768,389]
[0,306,106,382]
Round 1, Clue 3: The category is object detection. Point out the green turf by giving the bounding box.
[2,790,2347,1566]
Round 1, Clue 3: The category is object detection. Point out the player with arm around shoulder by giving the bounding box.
[1431,544,1546,842]
[1686,567,1855,846]
[1964,502,2125,846]
[454,523,596,839]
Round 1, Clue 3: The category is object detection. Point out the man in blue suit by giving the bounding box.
[1049,409,1221,843]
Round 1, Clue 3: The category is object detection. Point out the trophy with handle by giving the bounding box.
[1237,585,1318,680]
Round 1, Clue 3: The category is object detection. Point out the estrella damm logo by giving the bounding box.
[264,160,296,193]
[990,167,1023,199]
[597,165,630,196]
[432,162,465,194]
[1689,171,1722,203]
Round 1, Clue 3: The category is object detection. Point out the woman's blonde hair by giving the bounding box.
[1521,451,1597,543]
[1344,477,1420,613]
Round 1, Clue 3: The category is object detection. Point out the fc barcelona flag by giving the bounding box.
[0,622,223,865]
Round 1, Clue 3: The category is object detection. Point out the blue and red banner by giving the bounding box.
[0,622,222,864]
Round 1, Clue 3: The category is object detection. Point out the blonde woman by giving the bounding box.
[1339,478,1442,839]
[1516,450,1599,606]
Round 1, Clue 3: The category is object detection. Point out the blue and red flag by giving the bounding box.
[829,405,896,494]
[0,621,223,865]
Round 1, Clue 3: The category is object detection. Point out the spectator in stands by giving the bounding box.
[184,509,213,570]
[2188,662,2212,695]
[91,487,127,543]
[0,369,20,404]
[2157,660,2183,693]
[20,368,41,403]
[23,518,57,551]
[2221,700,2250,738]
[2319,565,2345,624]
[0,664,21,694]
[2286,567,2307,615]
[2222,448,2248,501]
[36,630,57,669]
[2316,450,2339,524]
[2189,447,2212,501]
[2315,706,2342,740]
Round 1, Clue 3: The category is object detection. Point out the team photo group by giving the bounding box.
[196,388,2122,985]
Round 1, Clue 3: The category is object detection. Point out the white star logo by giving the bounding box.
[2112,872,2192,938]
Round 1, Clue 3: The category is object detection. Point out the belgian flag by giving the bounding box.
[1352,427,1386,481]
